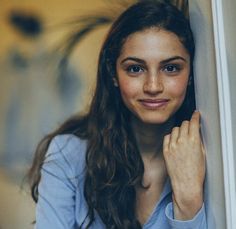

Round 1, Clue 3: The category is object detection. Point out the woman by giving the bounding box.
[29,1,207,228]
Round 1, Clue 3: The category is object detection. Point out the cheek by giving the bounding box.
[118,77,141,99]
[167,77,189,98]
[119,84,136,102]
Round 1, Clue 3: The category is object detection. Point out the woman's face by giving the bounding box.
[115,28,190,124]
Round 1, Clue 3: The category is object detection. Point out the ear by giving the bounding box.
[113,78,119,87]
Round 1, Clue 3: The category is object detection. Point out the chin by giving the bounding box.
[136,113,173,125]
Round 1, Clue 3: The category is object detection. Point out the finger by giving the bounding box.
[163,134,170,152]
[189,111,200,137]
[170,127,179,143]
[179,120,190,137]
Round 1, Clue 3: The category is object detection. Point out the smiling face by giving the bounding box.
[115,28,190,124]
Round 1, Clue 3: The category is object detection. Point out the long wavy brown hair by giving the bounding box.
[28,1,195,228]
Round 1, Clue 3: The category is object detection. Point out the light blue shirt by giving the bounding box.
[36,134,207,229]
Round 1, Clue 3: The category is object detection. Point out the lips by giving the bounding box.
[138,98,170,109]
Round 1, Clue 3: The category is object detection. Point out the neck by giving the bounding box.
[131,116,175,160]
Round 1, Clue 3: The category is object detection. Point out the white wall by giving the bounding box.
[190,1,236,228]
[189,1,225,228]
[221,0,236,187]
[212,0,236,228]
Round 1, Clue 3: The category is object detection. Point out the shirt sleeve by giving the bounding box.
[165,202,207,229]
[35,135,80,229]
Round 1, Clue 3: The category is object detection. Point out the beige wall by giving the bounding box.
[0,1,120,228]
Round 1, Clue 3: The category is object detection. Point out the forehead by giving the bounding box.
[119,28,189,60]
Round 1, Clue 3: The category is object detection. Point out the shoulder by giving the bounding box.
[37,134,88,228]
[44,134,87,180]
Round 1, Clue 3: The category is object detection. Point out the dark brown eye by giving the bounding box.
[127,65,144,73]
[163,64,181,73]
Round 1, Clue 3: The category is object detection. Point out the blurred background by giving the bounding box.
[0,1,187,228]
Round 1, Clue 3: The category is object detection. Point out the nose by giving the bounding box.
[143,73,164,95]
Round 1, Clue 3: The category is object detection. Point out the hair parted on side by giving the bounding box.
[28,1,195,228]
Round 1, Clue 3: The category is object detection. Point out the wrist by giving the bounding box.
[172,190,203,220]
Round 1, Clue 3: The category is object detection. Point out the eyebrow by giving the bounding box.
[120,56,187,65]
